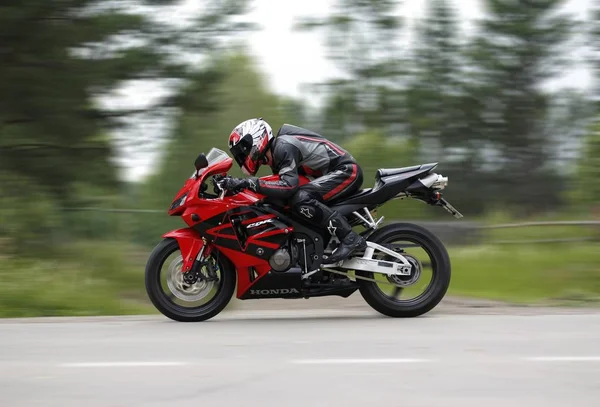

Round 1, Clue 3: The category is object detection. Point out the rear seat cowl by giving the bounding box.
[376,163,438,179]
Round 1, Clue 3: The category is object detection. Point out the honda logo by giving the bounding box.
[250,288,300,295]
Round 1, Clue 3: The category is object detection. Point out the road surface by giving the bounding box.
[1,305,599,407]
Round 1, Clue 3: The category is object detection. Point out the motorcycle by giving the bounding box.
[145,147,463,322]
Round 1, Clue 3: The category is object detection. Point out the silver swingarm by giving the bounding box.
[323,241,412,276]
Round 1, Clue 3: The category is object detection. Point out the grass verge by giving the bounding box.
[0,241,155,318]
[1,241,599,318]
[447,243,600,305]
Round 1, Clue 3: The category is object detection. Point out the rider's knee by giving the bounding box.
[290,189,316,210]
[290,189,309,209]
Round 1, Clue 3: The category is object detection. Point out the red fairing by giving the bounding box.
[168,157,234,217]
[164,153,311,298]
[162,228,205,273]
[216,247,272,297]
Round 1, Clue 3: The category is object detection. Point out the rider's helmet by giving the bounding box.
[228,118,274,176]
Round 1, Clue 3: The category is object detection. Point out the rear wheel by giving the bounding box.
[145,238,236,322]
[357,223,451,318]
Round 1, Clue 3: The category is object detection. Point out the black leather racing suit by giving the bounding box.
[252,124,366,263]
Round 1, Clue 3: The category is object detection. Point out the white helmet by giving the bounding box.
[228,118,274,176]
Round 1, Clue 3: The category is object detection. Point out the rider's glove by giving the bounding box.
[222,177,258,193]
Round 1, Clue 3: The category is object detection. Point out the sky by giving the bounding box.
[113,0,595,182]
[245,0,593,104]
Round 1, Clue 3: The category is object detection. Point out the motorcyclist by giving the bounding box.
[223,117,367,264]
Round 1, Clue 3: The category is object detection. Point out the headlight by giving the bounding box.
[169,192,188,210]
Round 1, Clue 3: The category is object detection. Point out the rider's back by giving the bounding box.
[273,124,357,177]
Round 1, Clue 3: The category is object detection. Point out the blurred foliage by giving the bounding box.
[406,0,463,151]
[0,0,170,200]
[295,0,405,141]
[462,0,580,216]
[592,2,600,105]
[403,0,491,215]
[572,120,600,211]
[296,0,595,217]
[0,0,252,250]
[0,241,152,317]
[0,171,62,254]
[448,243,600,304]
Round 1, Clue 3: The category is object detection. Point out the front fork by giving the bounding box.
[163,228,214,276]
[187,244,219,283]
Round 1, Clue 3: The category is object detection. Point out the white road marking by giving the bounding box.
[524,356,600,362]
[289,358,434,365]
[59,361,189,368]
[45,356,600,369]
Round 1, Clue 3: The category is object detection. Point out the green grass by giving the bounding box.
[1,239,599,318]
[447,243,600,305]
[482,221,600,242]
[0,241,154,318]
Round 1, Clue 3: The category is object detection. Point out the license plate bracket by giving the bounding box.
[439,198,463,219]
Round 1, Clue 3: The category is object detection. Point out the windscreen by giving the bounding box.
[190,148,230,178]
[205,148,230,165]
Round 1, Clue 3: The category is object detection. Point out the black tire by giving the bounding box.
[144,238,236,322]
[357,222,451,318]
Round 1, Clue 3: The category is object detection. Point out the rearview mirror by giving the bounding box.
[194,153,208,171]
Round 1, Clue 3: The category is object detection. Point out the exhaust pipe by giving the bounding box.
[419,173,448,190]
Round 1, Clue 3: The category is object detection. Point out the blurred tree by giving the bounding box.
[559,0,600,216]
[572,120,600,212]
[464,0,578,216]
[543,88,596,172]
[0,171,63,254]
[592,1,600,111]
[294,0,406,141]
[406,0,462,153]
[0,0,253,251]
[399,0,489,216]
[0,0,252,205]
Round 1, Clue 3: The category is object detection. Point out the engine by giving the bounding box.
[268,244,298,272]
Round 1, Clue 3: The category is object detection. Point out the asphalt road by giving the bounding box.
[1,307,599,407]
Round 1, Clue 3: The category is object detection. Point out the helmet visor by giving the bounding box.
[229,134,253,169]
[242,148,260,175]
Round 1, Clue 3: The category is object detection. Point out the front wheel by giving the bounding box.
[145,238,236,322]
[357,223,451,318]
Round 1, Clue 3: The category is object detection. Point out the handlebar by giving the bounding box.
[210,174,263,202]
[211,175,228,199]
[217,182,227,200]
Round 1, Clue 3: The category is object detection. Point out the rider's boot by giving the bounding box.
[323,210,367,264]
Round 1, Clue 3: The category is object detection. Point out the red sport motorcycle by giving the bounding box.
[145,148,463,322]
